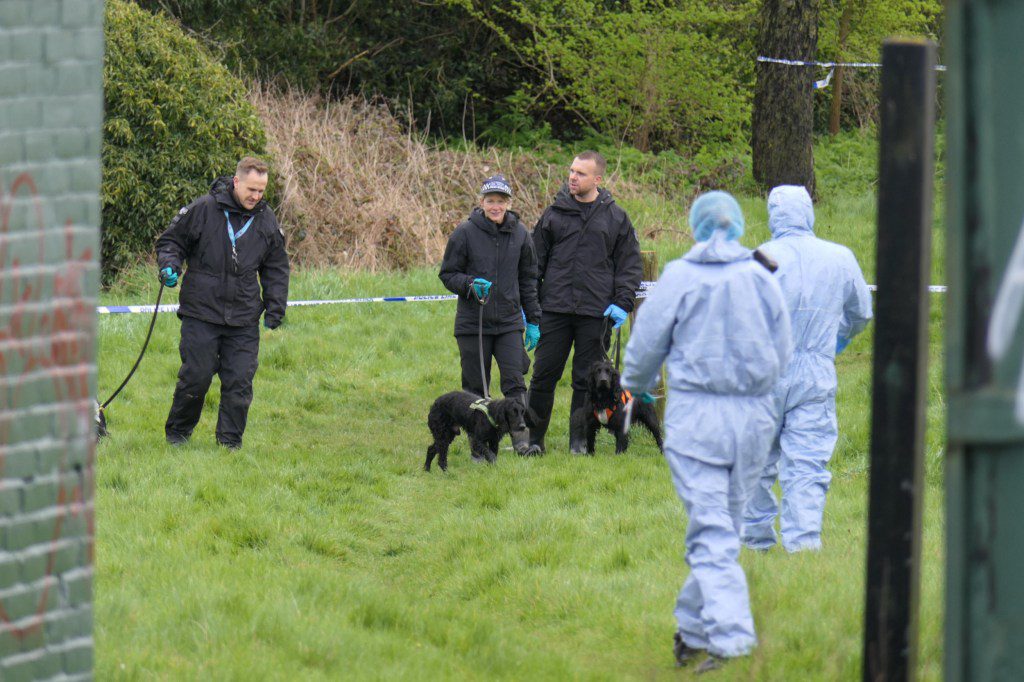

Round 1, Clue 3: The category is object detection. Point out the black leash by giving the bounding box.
[471,286,490,400]
[99,282,165,416]
[601,316,623,370]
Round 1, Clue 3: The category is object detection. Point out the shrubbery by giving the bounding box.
[102,0,266,280]
[251,88,709,271]
[134,0,519,141]
[452,0,758,154]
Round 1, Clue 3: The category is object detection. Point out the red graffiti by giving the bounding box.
[0,172,97,637]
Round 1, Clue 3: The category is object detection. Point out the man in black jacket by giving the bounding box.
[156,157,290,448]
[527,151,643,454]
[439,175,541,454]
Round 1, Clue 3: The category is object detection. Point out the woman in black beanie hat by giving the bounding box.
[438,175,541,455]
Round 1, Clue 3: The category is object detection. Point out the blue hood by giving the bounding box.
[767,185,814,239]
[683,230,752,264]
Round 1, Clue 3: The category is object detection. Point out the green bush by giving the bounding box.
[102,0,266,281]
[449,0,758,154]
[134,1,523,144]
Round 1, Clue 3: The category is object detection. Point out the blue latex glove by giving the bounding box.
[603,303,628,329]
[525,323,540,351]
[639,392,656,404]
[160,266,179,288]
[264,318,280,330]
[471,278,492,300]
[836,335,851,355]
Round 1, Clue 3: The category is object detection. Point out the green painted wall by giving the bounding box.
[0,1,103,679]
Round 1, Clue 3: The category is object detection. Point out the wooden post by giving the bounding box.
[631,251,666,421]
[862,39,936,682]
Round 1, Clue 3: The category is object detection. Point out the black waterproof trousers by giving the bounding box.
[456,331,529,401]
[165,316,260,447]
[527,312,612,448]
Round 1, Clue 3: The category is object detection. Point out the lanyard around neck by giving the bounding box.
[225,210,255,248]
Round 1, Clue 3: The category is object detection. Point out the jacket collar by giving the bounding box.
[551,185,613,216]
[210,176,267,215]
[469,207,518,234]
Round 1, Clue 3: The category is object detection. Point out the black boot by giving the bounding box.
[511,428,531,455]
[508,393,531,455]
[673,632,704,668]
[526,389,555,455]
[569,388,588,454]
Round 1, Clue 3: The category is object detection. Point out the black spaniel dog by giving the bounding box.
[424,392,530,472]
[569,358,664,455]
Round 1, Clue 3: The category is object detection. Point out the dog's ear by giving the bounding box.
[498,400,523,431]
[587,361,600,394]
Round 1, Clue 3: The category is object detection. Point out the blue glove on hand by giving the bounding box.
[525,323,540,351]
[471,278,492,300]
[639,392,656,404]
[160,266,179,288]
[603,304,628,329]
[264,319,280,330]
[836,335,851,355]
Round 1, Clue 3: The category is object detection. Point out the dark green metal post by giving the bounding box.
[863,39,936,682]
[947,2,1024,680]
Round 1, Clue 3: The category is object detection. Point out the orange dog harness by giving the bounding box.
[595,390,632,425]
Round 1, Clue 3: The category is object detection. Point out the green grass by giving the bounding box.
[94,179,946,679]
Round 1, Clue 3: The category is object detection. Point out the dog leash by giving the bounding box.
[98,281,165,421]
[470,285,490,400]
[600,316,623,371]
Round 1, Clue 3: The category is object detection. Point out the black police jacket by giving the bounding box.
[439,207,541,336]
[156,177,290,328]
[533,186,642,317]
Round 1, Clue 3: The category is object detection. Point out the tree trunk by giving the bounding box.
[828,65,845,136]
[752,0,820,195]
[829,1,856,136]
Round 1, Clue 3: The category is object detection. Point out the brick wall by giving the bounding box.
[0,0,103,679]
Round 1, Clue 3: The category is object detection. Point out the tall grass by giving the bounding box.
[254,89,571,270]
[94,167,947,678]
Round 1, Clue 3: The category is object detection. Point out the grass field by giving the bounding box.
[94,182,946,679]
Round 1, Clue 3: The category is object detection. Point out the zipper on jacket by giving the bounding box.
[489,234,500,325]
[570,196,609,311]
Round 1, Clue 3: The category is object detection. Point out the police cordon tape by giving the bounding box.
[96,281,947,315]
[757,55,947,91]
[756,55,947,71]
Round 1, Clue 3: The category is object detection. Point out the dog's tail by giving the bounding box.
[635,406,665,453]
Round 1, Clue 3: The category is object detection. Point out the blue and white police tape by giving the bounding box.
[757,55,947,71]
[96,293,461,315]
[867,284,946,293]
[96,281,946,314]
[814,69,834,90]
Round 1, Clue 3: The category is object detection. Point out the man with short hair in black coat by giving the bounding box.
[156,156,290,449]
[526,151,643,455]
[439,174,541,455]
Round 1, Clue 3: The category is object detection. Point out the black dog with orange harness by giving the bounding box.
[569,358,663,455]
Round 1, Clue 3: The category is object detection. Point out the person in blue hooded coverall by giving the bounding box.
[741,185,873,553]
[621,191,792,669]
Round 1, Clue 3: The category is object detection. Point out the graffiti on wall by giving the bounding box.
[0,172,96,637]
